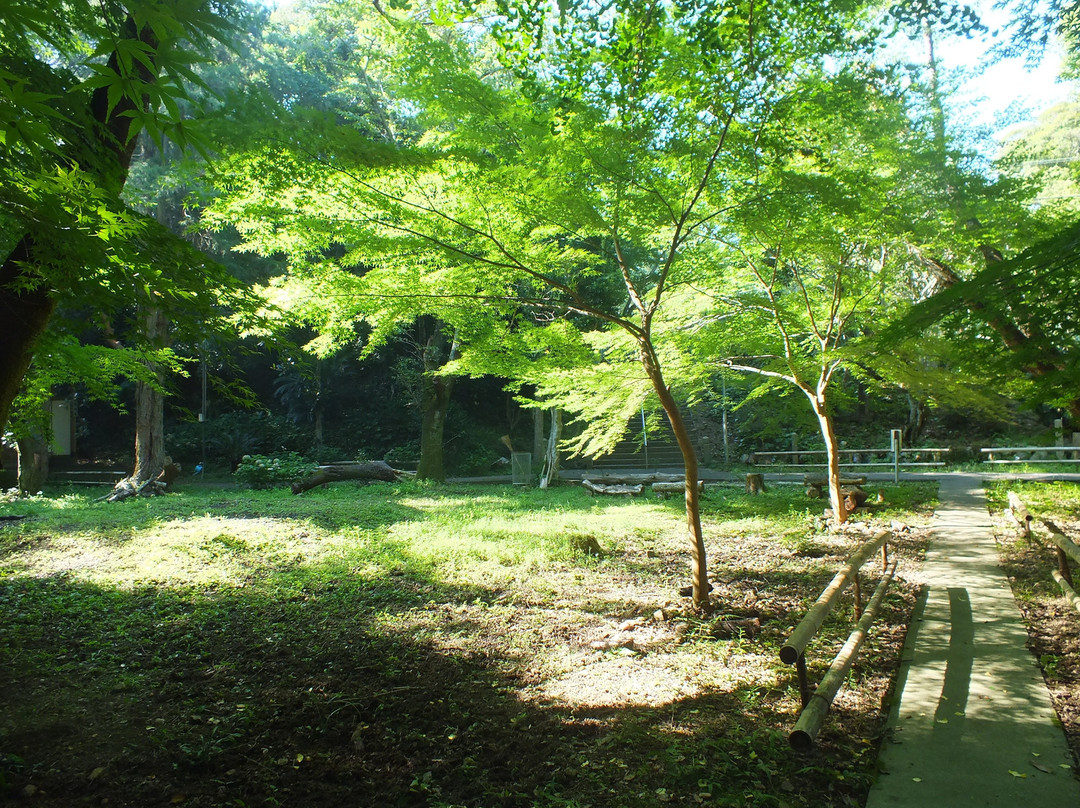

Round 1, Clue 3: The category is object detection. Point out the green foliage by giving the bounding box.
[233,452,315,488]
[168,410,309,467]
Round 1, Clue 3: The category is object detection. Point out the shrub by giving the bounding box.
[233,453,316,489]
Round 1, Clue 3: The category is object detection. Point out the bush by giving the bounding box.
[233,453,316,489]
[168,412,309,469]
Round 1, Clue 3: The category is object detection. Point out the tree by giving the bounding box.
[0,0,241,435]
[677,67,916,523]
[885,2,1080,424]
[5,326,168,494]
[208,0,880,607]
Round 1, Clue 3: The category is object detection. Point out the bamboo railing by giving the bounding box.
[780,530,897,750]
[1005,491,1080,614]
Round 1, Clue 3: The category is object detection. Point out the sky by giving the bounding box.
[924,4,1071,142]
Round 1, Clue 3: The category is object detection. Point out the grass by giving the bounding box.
[0,480,936,807]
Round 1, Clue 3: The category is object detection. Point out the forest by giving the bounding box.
[2,0,1078,500]
[2,1,1080,806]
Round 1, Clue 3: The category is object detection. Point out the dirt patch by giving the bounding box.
[991,502,1080,769]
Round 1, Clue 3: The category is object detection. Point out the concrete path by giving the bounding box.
[866,474,1080,807]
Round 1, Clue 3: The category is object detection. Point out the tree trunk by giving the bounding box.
[415,319,459,482]
[131,306,169,485]
[811,398,848,525]
[416,376,452,481]
[539,407,562,489]
[641,342,711,610]
[0,241,58,435]
[904,392,926,445]
[16,434,49,495]
[533,407,545,462]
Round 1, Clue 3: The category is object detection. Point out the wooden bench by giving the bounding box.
[803,475,866,499]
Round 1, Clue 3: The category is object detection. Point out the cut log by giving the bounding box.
[745,473,766,494]
[291,461,409,494]
[803,475,867,486]
[842,487,869,512]
[582,479,643,496]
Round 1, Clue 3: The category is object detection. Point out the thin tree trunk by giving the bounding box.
[641,343,710,609]
[905,392,926,445]
[539,407,562,489]
[811,398,848,525]
[533,408,545,463]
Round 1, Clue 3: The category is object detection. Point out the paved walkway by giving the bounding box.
[866,474,1080,807]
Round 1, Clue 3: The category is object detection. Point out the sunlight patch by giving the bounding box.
[536,655,716,708]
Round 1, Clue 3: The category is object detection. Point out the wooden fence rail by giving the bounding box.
[1042,517,1080,609]
[1006,492,1080,617]
[749,448,948,468]
[780,530,894,750]
[982,446,1080,464]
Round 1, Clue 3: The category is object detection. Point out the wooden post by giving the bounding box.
[853,571,863,621]
[1057,548,1074,588]
[1006,491,1032,538]
[795,653,811,708]
[1042,519,1079,588]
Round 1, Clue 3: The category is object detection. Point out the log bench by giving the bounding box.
[804,475,867,499]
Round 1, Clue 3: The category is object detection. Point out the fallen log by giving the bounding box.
[96,476,166,503]
[652,481,704,497]
[578,473,685,485]
[582,479,643,496]
[291,461,409,494]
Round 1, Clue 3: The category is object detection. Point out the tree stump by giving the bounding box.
[157,459,181,491]
[842,487,869,512]
[745,473,766,495]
